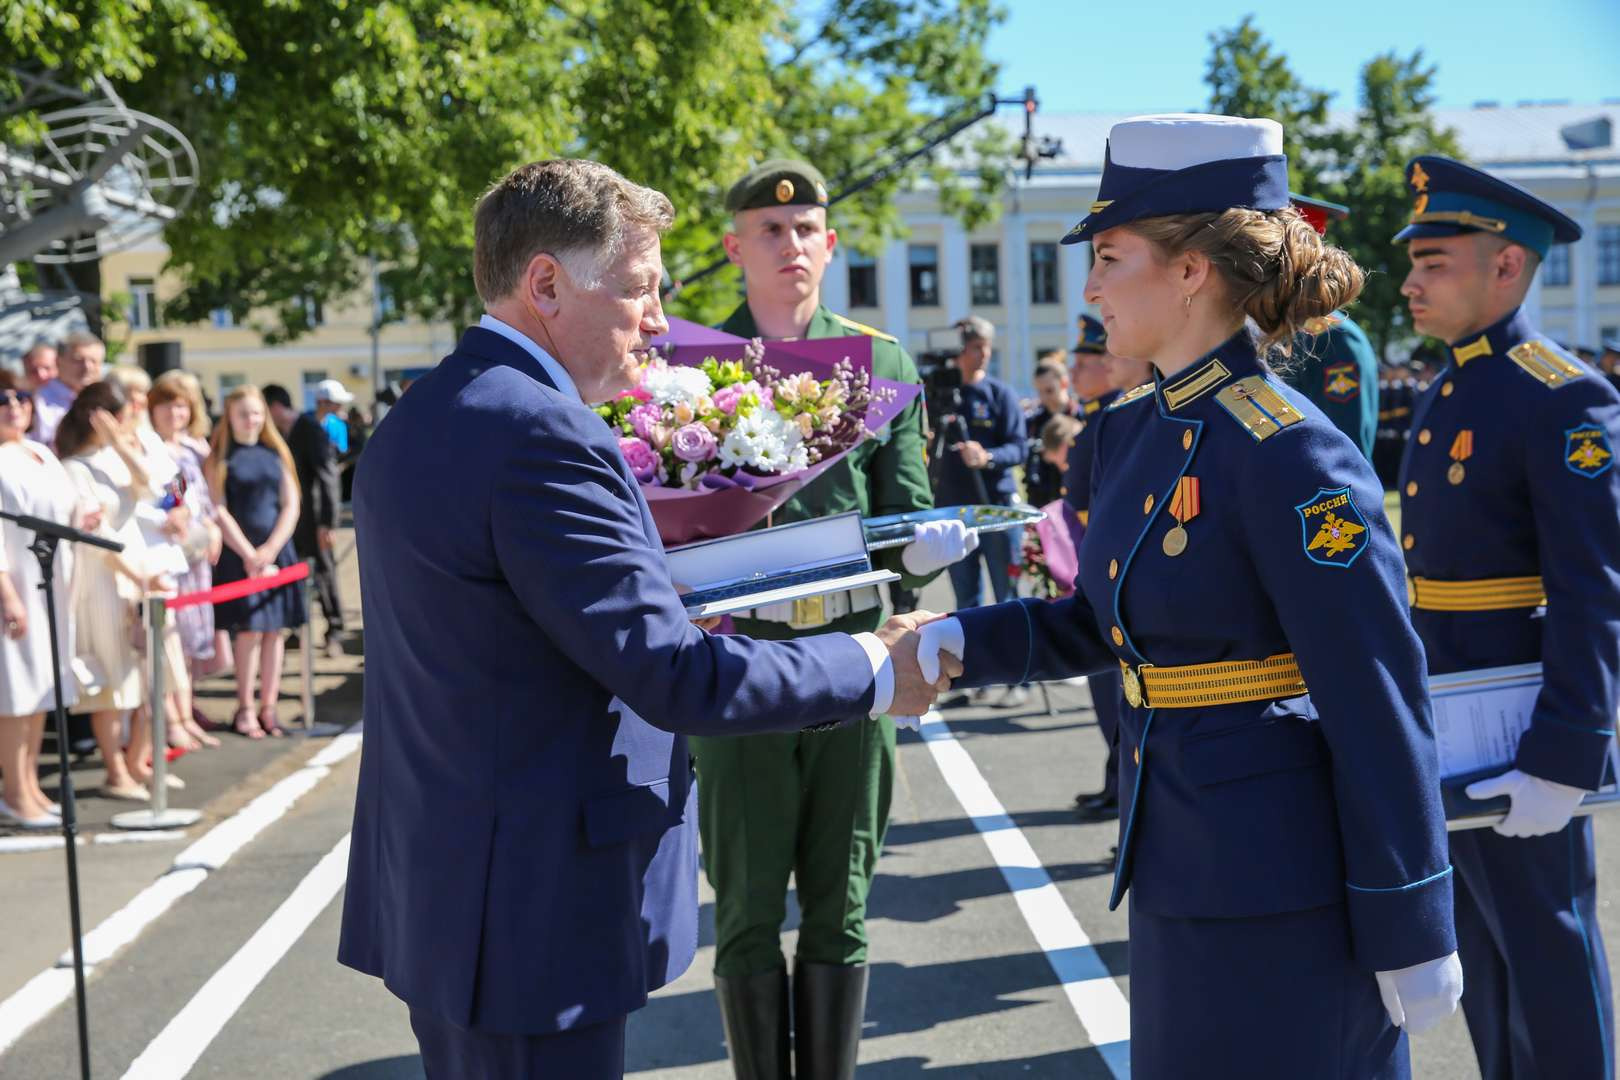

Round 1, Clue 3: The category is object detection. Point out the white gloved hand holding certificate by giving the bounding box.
[900,519,979,576]
[1465,769,1588,837]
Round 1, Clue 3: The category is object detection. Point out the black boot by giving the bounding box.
[793,962,868,1080]
[714,967,791,1080]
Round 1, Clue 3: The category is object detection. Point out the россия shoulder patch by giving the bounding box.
[1295,486,1370,568]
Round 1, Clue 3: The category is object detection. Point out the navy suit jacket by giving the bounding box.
[337,327,877,1035]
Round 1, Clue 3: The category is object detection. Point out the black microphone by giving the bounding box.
[0,510,124,553]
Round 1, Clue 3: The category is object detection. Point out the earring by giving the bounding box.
[1183,295,1192,310]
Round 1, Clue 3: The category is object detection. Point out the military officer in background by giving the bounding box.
[1396,155,1620,1079]
[1283,194,1381,461]
[692,159,975,1080]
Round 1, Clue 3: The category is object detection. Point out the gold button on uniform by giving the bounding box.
[1111,625,1124,647]
[1182,430,1193,450]
[1441,382,1455,397]
[1143,494,1155,515]
[1406,481,1419,497]
[1108,559,1119,580]
[1403,534,1415,551]
[1133,747,1141,766]
[1418,429,1432,445]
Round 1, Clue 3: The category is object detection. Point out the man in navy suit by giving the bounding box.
[337,159,956,1079]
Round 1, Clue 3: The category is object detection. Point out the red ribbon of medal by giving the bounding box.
[1448,430,1473,485]
[1163,476,1200,556]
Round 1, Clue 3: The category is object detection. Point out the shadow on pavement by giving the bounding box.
[868,862,1114,924]
[317,1056,425,1079]
[859,1048,1118,1077]
[884,809,1115,849]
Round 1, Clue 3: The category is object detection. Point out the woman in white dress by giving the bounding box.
[0,372,99,826]
[56,380,172,801]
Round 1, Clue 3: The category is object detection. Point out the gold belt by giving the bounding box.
[1120,653,1308,709]
[1407,575,1546,612]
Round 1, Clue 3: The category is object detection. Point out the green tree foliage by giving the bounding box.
[2,0,1009,338]
[1204,18,1461,359]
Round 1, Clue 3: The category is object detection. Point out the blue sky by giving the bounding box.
[987,0,1620,115]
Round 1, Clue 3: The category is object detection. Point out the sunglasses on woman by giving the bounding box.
[0,390,32,408]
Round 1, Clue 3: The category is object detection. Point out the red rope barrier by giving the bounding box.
[165,560,310,611]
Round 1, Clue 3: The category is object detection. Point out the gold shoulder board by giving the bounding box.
[1106,383,1155,411]
[1215,376,1305,442]
[832,314,897,343]
[1507,339,1585,389]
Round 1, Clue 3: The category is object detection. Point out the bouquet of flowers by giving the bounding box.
[598,317,919,545]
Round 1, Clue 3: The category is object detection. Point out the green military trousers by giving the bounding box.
[691,713,897,978]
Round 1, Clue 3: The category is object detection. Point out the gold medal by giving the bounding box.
[1162,524,1188,557]
[1448,461,1465,485]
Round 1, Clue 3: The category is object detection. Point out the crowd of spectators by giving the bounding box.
[0,332,364,828]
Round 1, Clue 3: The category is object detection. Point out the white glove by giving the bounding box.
[900,519,980,576]
[892,618,966,731]
[1464,768,1587,838]
[1375,952,1463,1035]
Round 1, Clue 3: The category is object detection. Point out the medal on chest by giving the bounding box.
[1163,475,1200,557]
[1448,429,1473,485]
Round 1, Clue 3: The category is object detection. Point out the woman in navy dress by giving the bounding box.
[208,385,305,738]
[915,114,1462,1078]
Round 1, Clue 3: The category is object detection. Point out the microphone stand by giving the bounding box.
[0,509,122,1080]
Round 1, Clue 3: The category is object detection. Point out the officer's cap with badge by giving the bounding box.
[1074,313,1107,354]
[1290,193,1349,236]
[725,159,830,214]
[1393,155,1582,258]
[1061,113,1290,245]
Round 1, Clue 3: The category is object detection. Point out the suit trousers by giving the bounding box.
[302,544,345,634]
[1128,899,1408,1079]
[410,1007,626,1079]
[1451,818,1613,1080]
[692,714,896,977]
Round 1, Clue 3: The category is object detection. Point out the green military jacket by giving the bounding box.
[1284,312,1380,461]
[721,301,937,638]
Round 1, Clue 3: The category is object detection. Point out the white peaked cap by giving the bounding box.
[1108,114,1284,171]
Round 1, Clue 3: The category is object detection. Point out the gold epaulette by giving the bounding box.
[832,313,897,343]
[1215,376,1305,443]
[1507,339,1585,389]
[1106,383,1154,410]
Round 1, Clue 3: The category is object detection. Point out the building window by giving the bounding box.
[1602,325,1619,347]
[209,306,236,328]
[847,251,878,308]
[908,244,939,307]
[300,295,325,328]
[970,243,1001,305]
[129,277,158,330]
[1599,225,1620,287]
[218,373,246,396]
[1030,243,1060,304]
[1543,245,1571,288]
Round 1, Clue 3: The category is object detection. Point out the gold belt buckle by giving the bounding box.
[789,594,827,630]
[1121,661,1151,709]
[1406,576,1419,608]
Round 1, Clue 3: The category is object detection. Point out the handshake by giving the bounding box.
[874,611,964,717]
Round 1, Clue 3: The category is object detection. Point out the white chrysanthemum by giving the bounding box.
[785,445,810,472]
[642,363,713,406]
[719,429,758,469]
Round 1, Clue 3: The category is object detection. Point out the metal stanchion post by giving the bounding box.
[301,559,315,731]
[111,598,202,831]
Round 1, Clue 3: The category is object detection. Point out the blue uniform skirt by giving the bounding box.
[1129,899,1409,1079]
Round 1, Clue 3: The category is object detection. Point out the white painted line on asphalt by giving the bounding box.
[121,833,352,1080]
[0,728,364,1056]
[0,829,188,855]
[917,709,1132,1078]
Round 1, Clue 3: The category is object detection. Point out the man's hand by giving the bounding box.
[317,526,335,552]
[673,583,722,632]
[877,610,961,716]
[1,582,26,640]
[1375,952,1463,1035]
[956,440,991,469]
[901,519,980,576]
[163,504,191,540]
[1465,768,1588,837]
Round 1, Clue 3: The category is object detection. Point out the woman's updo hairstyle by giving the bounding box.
[1130,206,1365,351]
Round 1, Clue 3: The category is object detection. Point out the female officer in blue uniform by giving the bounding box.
[914,114,1461,1077]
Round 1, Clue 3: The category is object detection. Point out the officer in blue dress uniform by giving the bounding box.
[915,114,1462,1078]
[1395,154,1620,1080]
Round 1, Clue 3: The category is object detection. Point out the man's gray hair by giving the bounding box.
[473,160,675,303]
[958,315,995,343]
[60,330,103,353]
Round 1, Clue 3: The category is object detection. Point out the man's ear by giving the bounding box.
[527,252,564,319]
[1494,242,1531,291]
[824,226,838,257]
[722,230,743,266]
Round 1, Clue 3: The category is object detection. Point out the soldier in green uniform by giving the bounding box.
[693,159,975,1080]
[1282,194,1381,460]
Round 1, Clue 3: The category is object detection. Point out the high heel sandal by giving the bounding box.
[233,707,265,740]
[259,705,286,739]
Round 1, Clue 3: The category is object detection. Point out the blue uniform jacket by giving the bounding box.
[934,376,1026,505]
[1399,307,1620,791]
[1062,391,1118,533]
[952,331,1455,973]
[337,327,878,1035]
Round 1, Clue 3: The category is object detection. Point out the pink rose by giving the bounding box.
[713,384,744,416]
[671,422,718,463]
[617,437,660,483]
[627,402,664,441]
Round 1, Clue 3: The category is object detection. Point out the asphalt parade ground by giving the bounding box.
[2,541,1616,1078]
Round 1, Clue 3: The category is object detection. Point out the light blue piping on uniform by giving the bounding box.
[1108,707,1154,912]
[1345,864,1453,892]
[1570,825,1613,1080]
[1533,712,1617,736]
[1017,599,1036,686]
